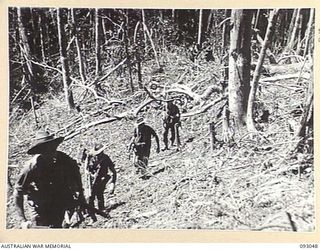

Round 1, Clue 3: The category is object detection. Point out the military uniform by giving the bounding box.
[163,102,181,149]
[131,119,160,175]
[88,152,116,210]
[14,151,83,228]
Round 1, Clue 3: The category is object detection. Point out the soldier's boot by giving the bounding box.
[162,143,169,151]
[98,198,105,211]
[163,134,169,150]
[170,126,176,147]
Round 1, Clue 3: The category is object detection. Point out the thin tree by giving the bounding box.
[71,8,86,83]
[254,9,260,29]
[17,7,43,93]
[295,11,303,55]
[133,21,143,88]
[141,9,148,54]
[38,11,46,62]
[292,64,313,153]
[197,9,203,48]
[95,8,102,79]
[124,9,134,93]
[288,9,297,36]
[206,10,213,33]
[303,8,314,57]
[247,9,279,132]
[221,9,231,82]
[286,8,301,53]
[57,8,75,109]
[228,9,254,130]
[141,9,160,68]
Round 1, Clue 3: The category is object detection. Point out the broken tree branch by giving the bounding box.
[89,58,127,87]
[182,96,227,117]
[70,82,126,105]
[64,117,121,140]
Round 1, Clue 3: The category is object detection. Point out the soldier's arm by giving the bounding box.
[13,189,27,222]
[74,160,85,196]
[151,127,160,152]
[13,164,33,225]
[109,162,117,184]
[174,105,181,118]
[104,157,117,194]
[102,156,117,184]
[127,136,135,151]
[63,152,84,197]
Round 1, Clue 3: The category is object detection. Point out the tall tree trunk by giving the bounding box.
[57,8,75,109]
[287,9,297,41]
[17,7,43,93]
[71,9,86,83]
[95,8,102,80]
[39,11,46,62]
[296,12,303,55]
[221,9,231,81]
[293,64,313,152]
[159,9,164,22]
[206,10,213,33]
[29,8,38,57]
[228,9,253,129]
[247,9,279,132]
[197,9,203,48]
[286,8,301,52]
[221,9,231,53]
[279,10,287,47]
[254,9,260,29]
[137,54,142,87]
[141,9,148,53]
[124,10,134,93]
[142,9,160,68]
[134,21,143,88]
[17,8,33,80]
[303,8,314,57]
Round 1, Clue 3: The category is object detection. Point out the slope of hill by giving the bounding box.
[6,52,314,231]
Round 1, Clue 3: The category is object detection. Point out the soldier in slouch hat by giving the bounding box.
[13,131,84,228]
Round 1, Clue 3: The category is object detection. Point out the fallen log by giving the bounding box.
[167,84,222,102]
[64,116,122,140]
[260,72,310,83]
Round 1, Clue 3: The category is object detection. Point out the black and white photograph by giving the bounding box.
[6,7,315,232]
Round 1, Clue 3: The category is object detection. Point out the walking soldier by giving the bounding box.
[129,117,160,177]
[13,131,85,228]
[163,101,181,150]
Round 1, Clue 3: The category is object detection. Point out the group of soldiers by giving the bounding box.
[12,101,181,229]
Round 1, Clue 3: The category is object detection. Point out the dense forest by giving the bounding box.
[7,8,314,230]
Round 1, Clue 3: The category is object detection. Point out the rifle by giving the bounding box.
[82,152,92,200]
[79,199,109,218]
[65,196,110,227]
[175,122,181,148]
[91,161,102,188]
[64,198,110,228]
[128,138,136,161]
[128,134,144,161]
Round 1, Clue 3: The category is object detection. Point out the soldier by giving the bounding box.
[87,144,116,212]
[13,131,85,229]
[129,117,160,176]
[162,101,181,150]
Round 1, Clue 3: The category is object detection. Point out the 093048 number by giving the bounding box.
[300,244,318,248]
